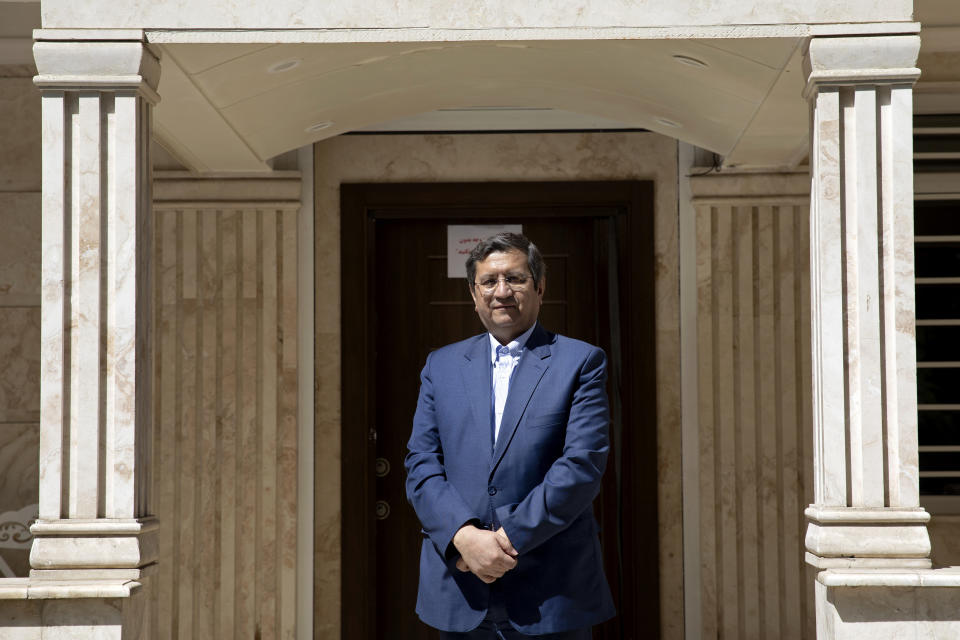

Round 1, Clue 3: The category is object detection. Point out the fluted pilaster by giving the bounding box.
[803,34,929,569]
[31,33,159,575]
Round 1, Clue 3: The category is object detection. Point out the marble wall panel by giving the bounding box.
[928,515,960,568]
[0,308,40,424]
[151,203,299,640]
[0,193,41,306]
[0,78,41,192]
[313,131,682,639]
[0,70,41,581]
[0,65,38,79]
[821,583,960,639]
[0,423,39,577]
[0,599,41,640]
[0,591,155,640]
[0,424,39,513]
[694,193,816,639]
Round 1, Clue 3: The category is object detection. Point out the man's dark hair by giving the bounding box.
[466,232,546,289]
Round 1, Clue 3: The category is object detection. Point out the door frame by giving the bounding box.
[339,181,658,638]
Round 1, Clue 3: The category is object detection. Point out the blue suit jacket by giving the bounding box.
[404,323,616,634]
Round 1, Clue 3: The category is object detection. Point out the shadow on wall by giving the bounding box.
[929,515,960,568]
[0,57,43,580]
[830,585,960,624]
[0,503,37,577]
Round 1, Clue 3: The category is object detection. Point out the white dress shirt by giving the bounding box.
[489,324,536,443]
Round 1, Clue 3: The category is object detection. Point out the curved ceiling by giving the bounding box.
[154,38,808,172]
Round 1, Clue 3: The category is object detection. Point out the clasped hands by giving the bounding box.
[452,524,518,584]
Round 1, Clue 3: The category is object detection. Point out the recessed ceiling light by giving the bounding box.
[268,58,301,74]
[305,121,334,133]
[655,117,681,128]
[672,54,708,69]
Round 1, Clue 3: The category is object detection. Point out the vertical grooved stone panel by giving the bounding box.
[695,195,813,639]
[152,195,298,640]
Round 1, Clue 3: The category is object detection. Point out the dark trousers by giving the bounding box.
[437,600,591,640]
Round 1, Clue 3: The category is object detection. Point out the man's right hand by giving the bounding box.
[452,524,518,583]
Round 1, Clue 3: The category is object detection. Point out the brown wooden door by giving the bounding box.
[340,182,658,640]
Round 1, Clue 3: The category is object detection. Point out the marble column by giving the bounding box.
[803,34,930,569]
[30,33,159,579]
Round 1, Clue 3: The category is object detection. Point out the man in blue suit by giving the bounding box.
[405,232,615,638]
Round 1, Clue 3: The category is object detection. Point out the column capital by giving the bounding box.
[32,37,160,103]
[802,34,921,98]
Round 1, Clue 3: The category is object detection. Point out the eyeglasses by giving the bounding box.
[473,274,532,294]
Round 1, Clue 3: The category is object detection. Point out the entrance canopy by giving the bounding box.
[35,0,913,172]
[152,38,809,172]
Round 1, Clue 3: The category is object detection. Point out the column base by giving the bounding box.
[0,573,151,640]
[29,517,159,570]
[816,569,960,639]
[805,506,931,568]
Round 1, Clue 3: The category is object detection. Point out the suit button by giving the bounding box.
[488,486,497,496]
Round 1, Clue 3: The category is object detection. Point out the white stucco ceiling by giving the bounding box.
[154,37,809,171]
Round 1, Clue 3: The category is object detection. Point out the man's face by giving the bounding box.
[470,249,544,344]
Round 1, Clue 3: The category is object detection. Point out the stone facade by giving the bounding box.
[1,1,960,639]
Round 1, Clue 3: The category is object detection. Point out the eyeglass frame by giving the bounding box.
[471,273,535,295]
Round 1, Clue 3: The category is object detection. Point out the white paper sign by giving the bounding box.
[447,224,523,278]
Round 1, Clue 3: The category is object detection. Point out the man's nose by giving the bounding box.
[493,278,512,296]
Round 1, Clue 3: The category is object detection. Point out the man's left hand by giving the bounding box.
[455,527,518,575]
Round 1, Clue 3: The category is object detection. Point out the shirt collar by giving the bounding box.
[489,323,536,363]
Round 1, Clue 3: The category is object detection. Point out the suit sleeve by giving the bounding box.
[494,346,610,554]
[404,351,478,563]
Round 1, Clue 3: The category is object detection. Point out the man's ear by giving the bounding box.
[467,283,480,311]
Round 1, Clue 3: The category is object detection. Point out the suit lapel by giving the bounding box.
[490,325,552,473]
[460,335,493,462]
